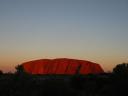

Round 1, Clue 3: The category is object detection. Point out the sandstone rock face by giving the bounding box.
[22,58,104,75]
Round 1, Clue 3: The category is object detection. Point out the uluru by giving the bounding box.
[22,58,104,75]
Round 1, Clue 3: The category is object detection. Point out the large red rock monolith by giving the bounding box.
[22,58,104,75]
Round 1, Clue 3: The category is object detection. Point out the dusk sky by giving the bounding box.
[0,0,128,72]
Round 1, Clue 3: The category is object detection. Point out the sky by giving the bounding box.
[0,0,128,72]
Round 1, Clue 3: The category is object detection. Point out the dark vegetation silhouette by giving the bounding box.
[113,63,128,77]
[0,63,128,96]
[15,65,28,75]
[0,70,3,75]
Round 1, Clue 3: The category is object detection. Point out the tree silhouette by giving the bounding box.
[15,65,27,75]
[113,63,128,78]
[0,70,3,75]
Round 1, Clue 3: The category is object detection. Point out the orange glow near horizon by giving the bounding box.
[0,54,127,73]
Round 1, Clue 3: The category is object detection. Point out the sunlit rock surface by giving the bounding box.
[22,58,104,75]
